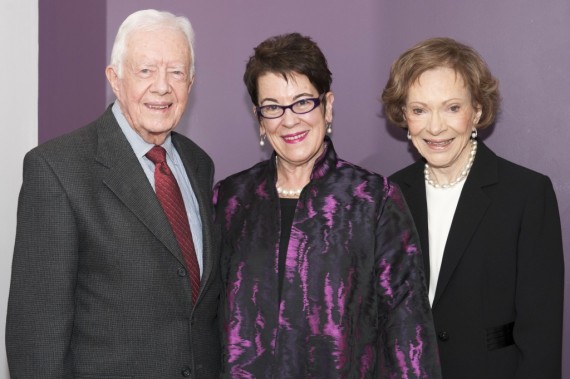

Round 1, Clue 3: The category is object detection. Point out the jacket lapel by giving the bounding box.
[432,142,498,307]
[94,108,186,267]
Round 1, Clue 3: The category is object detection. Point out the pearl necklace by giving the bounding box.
[424,139,477,189]
[276,184,303,198]
[275,156,305,198]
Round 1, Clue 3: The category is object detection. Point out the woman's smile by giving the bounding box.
[282,131,309,144]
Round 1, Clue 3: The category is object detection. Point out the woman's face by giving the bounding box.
[405,67,481,171]
[257,72,333,170]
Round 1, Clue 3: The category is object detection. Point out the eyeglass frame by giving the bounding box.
[255,93,325,119]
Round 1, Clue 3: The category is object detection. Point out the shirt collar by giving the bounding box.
[310,135,336,181]
[112,102,176,163]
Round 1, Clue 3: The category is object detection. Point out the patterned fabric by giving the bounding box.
[214,137,441,378]
[146,145,201,302]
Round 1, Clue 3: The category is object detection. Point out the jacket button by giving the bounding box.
[438,331,450,341]
[177,267,187,277]
[181,366,192,377]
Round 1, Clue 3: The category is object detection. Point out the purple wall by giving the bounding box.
[104,2,389,185]
[40,0,569,375]
[39,0,107,143]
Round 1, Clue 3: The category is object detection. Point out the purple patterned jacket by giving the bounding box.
[214,138,441,378]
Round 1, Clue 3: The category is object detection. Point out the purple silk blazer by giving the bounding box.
[214,138,441,378]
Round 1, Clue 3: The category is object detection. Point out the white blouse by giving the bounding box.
[425,180,465,305]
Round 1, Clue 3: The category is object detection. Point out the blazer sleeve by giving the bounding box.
[514,175,564,378]
[375,182,442,379]
[6,149,77,378]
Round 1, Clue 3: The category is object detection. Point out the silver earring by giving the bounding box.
[259,135,266,147]
[407,131,412,140]
[326,123,332,134]
[471,128,478,139]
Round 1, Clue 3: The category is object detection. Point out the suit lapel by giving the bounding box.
[432,142,498,307]
[94,108,186,266]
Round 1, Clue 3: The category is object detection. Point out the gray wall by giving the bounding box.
[35,0,569,376]
[1,1,38,377]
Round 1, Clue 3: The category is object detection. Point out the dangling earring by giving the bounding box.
[326,122,332,134]
[259,134,266,147]
[471,128,478,139]
[407,130,412,140]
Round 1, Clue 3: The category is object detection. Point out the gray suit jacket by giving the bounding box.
[6,106,221,378]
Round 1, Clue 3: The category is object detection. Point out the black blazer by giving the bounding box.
[390,141,563,379]
[6,106,221,378]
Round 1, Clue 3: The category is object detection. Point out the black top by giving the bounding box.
[278,198,298,297]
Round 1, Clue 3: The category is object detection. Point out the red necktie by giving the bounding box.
[146,146,200,303]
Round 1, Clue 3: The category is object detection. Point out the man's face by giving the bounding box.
[106,27,193,145]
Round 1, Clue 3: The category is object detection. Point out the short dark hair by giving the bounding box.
[382,37,500,129]
[243,33,332,106]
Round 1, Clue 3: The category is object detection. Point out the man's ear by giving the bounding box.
[105,66,120,96]
[187,74,195,94]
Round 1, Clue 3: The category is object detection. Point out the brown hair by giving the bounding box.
[243,32,332,106]
[381,37,500,129]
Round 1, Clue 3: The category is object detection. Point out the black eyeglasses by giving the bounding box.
[256,94,324,119]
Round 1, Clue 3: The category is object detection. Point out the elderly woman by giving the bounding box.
[214,33,441,378]
[383,37,564,379]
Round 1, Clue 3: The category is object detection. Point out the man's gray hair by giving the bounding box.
[109,9,195,78]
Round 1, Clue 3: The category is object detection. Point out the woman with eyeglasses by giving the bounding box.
[214,32,441,378]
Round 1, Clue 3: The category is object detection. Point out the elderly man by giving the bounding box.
[6,9,220,378]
